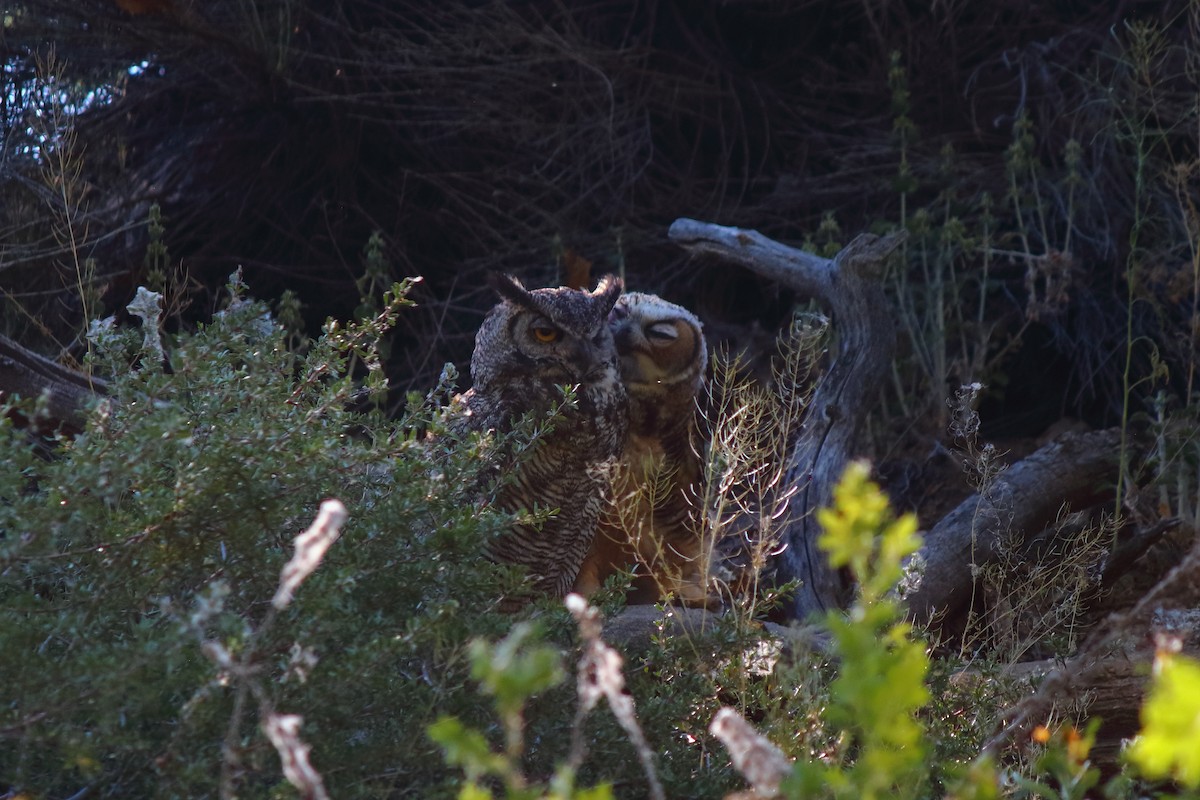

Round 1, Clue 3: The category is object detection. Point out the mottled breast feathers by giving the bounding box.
[454,273,628,599]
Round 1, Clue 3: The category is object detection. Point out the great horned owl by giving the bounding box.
[574,291,715,605]
[455,273,627,599]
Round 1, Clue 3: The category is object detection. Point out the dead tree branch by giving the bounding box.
[669,218,903,619]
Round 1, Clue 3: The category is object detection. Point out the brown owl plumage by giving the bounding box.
[454,273,628,599]
[573,291,715,606]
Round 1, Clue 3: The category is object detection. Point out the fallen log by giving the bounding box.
[904,428,1139,636]
[982,536,1200,761]
[0,333,106,432]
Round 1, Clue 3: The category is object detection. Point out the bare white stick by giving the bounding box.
[262,712,329,800]
[710,706,792,798]
[273,500,348,610]
[565,593,665,800]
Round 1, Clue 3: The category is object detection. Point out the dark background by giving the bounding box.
[3,0,1195,460]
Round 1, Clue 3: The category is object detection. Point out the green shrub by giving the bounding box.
[0,277,532,797]
[0,276,789,799]
[783,462,929,800]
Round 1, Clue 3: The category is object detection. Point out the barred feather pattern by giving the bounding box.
[453,274,628,598]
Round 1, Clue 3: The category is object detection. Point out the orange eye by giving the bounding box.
[531,325,561,343]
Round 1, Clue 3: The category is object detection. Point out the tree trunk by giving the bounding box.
[668,219,903,619]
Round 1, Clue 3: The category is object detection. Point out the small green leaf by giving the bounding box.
[427,717,505,781]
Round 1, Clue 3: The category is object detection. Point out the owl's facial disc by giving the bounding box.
[619,319,694,384]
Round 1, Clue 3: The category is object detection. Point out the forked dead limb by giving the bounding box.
[669,218,903,619]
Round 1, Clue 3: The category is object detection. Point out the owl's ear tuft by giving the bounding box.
[591,274,623,316]
[487,272,531,306]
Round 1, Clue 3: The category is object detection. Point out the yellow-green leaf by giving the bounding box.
[1128,653,1200,788]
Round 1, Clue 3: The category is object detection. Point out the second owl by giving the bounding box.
[574,291,716,606]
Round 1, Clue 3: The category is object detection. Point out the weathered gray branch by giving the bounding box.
[669,218,903,619]
[905,428,1134,632]
[0,333,106,431]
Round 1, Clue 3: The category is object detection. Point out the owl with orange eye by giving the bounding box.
[574,291,717,607]
[453,273,628,599]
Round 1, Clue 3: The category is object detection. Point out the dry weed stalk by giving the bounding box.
[1150,393,1200,526]
[947,382,1010,659]
[564,593,665,800]
[949,383,1113,662]
[975,513,1114,663]
[27,49,97,359]
[602,453,717,605]
[183,500,348,800]
[695,312,825,614]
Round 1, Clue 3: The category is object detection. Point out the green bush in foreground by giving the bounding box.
[0,277,529,797]
[5,278,1200,799]
[0,277,775,798]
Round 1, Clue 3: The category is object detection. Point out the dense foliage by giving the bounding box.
[0,281,528,796]
[0,281,802,797]
[5,2,1200,798]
